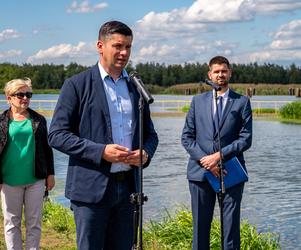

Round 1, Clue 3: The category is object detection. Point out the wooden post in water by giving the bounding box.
[185,88,191,95]
[296,88,301,98]
[246,88,252,97]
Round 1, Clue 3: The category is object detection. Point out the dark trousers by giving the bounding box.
[189,180,244,250]
[71,175,134,250]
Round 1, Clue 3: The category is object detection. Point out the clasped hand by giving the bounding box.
[102,144,148,167]
[200,152,226,178]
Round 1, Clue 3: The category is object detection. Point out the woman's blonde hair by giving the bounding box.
[4,77,32,96]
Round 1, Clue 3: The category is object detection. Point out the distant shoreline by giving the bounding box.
[31,83,301,97]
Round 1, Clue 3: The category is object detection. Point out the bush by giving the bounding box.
[279,101,301,120]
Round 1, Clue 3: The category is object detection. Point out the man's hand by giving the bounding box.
[200,152,227,178]
[123,150,148,167]
[200,152,221,171]
[102,144,133,163]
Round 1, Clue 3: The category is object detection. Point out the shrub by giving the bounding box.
[279,101,301,119]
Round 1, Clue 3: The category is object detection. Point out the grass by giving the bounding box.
[143,208,280,250]
[160,83,301,96]
[181,102,301,124]
[0,202,280,249]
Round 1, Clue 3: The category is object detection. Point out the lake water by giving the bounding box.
[1,94,301,249]
[50,117,301,250]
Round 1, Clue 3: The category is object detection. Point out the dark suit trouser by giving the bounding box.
[189,180,244,250]
[71,176,134,250]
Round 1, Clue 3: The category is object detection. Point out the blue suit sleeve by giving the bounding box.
[48,79,105,166]
[142,103,158,167]
[181,97,207,161]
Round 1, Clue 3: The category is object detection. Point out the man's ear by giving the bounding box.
[96,40,103,53]
[208,71,212,80]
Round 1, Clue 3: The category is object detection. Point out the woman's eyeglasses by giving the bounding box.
[12,92,33,99]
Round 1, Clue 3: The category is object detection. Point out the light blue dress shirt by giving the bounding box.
[212,88,229,116]
[98,63,133,173]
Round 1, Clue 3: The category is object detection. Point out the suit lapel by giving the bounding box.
[91,64,113,141]
[204,92,215,135]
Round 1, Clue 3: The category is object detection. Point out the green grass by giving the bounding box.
[279,101,301,119]
[0,202,280,249]
[143,208,280,250]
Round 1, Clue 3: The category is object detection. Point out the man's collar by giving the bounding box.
[213,88,230,98]
[98,62,129,82]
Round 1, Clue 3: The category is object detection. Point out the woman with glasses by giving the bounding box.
[0,77,55,250]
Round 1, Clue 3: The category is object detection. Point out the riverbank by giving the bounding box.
[32,83,301,96]
[0,202,280,249]
[36,109,301,124]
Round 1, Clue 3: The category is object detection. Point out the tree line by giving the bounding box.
[0,62,301,90]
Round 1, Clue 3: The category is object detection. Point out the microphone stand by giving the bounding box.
[213,89,225,250]
[130,93,148,250]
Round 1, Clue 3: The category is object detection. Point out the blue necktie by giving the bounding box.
[214,96,223,133]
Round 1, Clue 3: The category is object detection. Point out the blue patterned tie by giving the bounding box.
[214,96,223,133]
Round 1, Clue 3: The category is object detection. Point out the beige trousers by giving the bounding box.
[0,180,45,250]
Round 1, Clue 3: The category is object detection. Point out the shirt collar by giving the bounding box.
[213,88,229,99]
[98,62,129,82]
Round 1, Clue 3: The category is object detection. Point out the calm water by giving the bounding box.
[1,94,300,249]
[51,117,301,250]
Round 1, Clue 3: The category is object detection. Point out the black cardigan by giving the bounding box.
[0,108,54,183]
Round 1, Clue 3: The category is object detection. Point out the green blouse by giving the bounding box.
[1,119,38,186]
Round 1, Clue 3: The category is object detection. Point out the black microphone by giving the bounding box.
[204,79,222,91]
[129,71,154,104]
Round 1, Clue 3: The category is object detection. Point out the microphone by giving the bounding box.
[129,71,154,104]
[204,79,222,91]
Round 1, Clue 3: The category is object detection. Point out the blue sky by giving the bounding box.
[1,0,301,66]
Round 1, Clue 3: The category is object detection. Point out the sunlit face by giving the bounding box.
[97,33,132,75]
[7,86,31,111]
[208,63,232,89]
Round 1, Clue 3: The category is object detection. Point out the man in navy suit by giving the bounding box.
[181,56,252,250]
[48,21,158,250]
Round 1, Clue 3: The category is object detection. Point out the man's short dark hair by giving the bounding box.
[209,56,230,68]
[98,20,133,40]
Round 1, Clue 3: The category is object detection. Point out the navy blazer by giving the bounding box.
[181,89,252,181]
[48,64,158,203]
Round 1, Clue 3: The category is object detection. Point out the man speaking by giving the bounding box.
[49,21,158,250]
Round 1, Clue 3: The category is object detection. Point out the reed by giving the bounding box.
[279,101,301,120]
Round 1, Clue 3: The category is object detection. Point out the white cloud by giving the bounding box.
[132,0,301,65]
[0,50,22,59]
[67,0,108,13]
[27,42,96,64]
[252,0,301,14]
[0,29,21,43]
[132,38,237,65]
[270,39,301,50]
[273,19,301,39]
[232,18,301,64]
[247,50,301,63]
[185,0,254,22]
[269,19,301,50]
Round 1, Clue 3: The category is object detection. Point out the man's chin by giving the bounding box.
[218,81,228,88]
